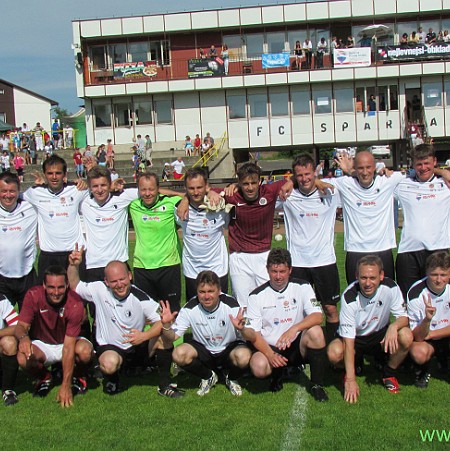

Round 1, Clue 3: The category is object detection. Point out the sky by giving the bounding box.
[4,0,289,115]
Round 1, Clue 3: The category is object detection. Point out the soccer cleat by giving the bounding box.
[310,384,329,402]
[414,371,431,389]
[225,376,243,396]
[157,384,185,398]
[269,375,284,393]
[382,377,400,394]
[197,370,218,396]
[105,380,121,395]
[33,378,52,398]
[2,390,18,406]
[72,377,88,396]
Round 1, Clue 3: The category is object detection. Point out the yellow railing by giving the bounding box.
[192,131,227,170]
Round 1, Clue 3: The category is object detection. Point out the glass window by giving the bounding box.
[423,82,443,107]
[93,102,112,128]
[270,90,289,116]
[129,42,149,63]
[366,86,377,111]
[389,85,398,110]
[155,99,172,124]
[288,30,307,53]
[113,100,131,127]
[0,113,6,123]
[355,88,365,112]
[134,98,152,125]
[291,88,310,114]
[266,32,286,53]
[310,29,330,50]
[313,88,332,114]
[90,46,107,71]
[335,87,354,113]
[248,92,267,118]
[445,80,450,107]
[109,43,127,66]
[227,94,246,119]
[246,34,264,58]
[378,86,388,111]
[223,35,244,60]
[420,20,441,40]
[149,40,170,65]
[396,21,419,39]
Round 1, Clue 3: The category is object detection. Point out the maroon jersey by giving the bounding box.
[19,286,84,345]
[224,180,284,253]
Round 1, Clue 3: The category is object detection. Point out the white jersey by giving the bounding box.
[0,294,19,328]
[23,184,88,252]
[407,278,450,334]
[395,175,450,253]
[0,199,37,277]
[176,205,229,278]
[278,187,339,267]
[81,188,138,269]
[171,294,240,354]
[331,173,404,252]
[247,278,322,346]
[338,278,407,338]
[171,160,185,175]
[75,281,159,350]
[0,155,10,170]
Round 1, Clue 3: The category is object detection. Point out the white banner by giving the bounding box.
[333,47,371,68]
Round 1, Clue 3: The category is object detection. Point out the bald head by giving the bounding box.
[104,261,132,299]
[354,151,376,187]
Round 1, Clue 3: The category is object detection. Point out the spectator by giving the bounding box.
[368,94,377,111]
[64,124,74,148]
[13,151,25,182]
[184,136,193,157]
[221,44,229,75]
[316,37,327,69]
[417,26,426,44]
[426,27,436,44]
[96,145,107,167]
[209,45,217,57]
[409,31,419,44]
[294,40,302,70]
[193,133,201,156]
[302,38,313,69]
[73,148,84,178]
[1,150,10,172]
[106,139,114,169]
[171,156,185,180]
[144,134,153,167]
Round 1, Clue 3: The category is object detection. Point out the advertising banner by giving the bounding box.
[113,62,158,79]
[333,48,371,68]
[262,52,290,68]
[377,43,450,62]
[188,57,225,78]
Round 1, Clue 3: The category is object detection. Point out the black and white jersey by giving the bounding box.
[395,175,450,253]
[23,184,88,252]
[75,281,160,350]
[407,278,450,333]
[278,187,339,267]
[176,206,229,278]
[171,293,240,354]
[246,278,322,346]
[81,189,137,269]
[339,278,407,339]
[0,199,37,277]
[0,294,19,328]
[331,173,403,252]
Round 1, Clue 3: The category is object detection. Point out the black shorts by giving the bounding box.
[291,264,340,306]
[38,250,86,284]
[425,337,450,360]
[353,326,389,362]
[189,339,248,370]
[345,249,394,284]
[0,269,38,310]
[97,342,149,368]
[184,274,228,302]
[268,333,304,366]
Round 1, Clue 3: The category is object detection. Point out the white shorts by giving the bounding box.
[32,337,91,365]
[229,251,269,307]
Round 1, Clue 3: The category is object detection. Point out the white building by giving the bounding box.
[72,0,450,166]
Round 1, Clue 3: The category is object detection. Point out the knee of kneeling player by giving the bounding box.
[250,355,271,378]
[410,343,433,365]
[172,345,194,366]
[398,328,413,349]
[230,347,252,368]
[0,336,18,356]
[327,342,343,365]
[304,325,326,348]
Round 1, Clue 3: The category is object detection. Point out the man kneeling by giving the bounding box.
[161,270,251,396]
[16,266,93,407]
[235,248,329,402]
[328,255,412,403]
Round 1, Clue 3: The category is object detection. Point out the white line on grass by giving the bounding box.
[280,386,309,451]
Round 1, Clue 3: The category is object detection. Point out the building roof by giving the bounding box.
[0,79,58,106]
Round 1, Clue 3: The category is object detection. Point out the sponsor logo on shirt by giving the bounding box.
[280,317,293,324]
[152,206,167,212]
[273,317,280,325]
[2,226,22,232]
[356,199,376,207]
[263,305,276,309]
[416,193,436,201]
[95,217,115,222]
[141,214,160,222]
[259,197,267,206]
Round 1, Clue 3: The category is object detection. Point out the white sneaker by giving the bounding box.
[225,376,243,396]
[197,370,218,396]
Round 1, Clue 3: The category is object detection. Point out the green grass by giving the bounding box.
[3,232,449,450]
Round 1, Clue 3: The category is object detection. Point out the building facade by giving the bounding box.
[72,0,450,166]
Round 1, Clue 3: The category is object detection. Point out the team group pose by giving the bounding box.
[0,142,448,407]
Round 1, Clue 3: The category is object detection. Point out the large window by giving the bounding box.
[223,35,244,60]
[389,85,398,110]
[149,40,170,65]
[287,30,308,54]
[227,94,246,119]
[90,46,107,71]
[248,92,267,118]
[129,42,149,62]
[266,32,286,53]
[313,88,332,114]
[246,34,264,58]
[109,43,127,65]
[335,87,354,113]
[113,99,131,127]
[134,98,152,125]
[423,82,443,107]
[445,80,450,107]
[93,102,112,127]
[270,89,289,116]
[291,88,310,114]
[155,99,172,124]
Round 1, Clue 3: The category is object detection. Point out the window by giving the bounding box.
[445,81,450,107]
[423,82,443,107]
[287,30,308,54]
[313,88,332,114]
[129,42,149,63]
[389,85,398,110]
[266,32,286,54]
[248,92,267,118]
[270,90,289,116]
[134,98,152,125]
[93,102,112,127]
[378,86,388,111]
[223,35,244,60]
[109,43,127,66]
[0,113,5,122]
[155,99,172,124]
[227,94,246,119]
[355,88,365,112]
[246,34,264,58]
[90,46,107,71]
[291,88,310,114]
[335,87,354,113]
[113,99,131,127]
[150,40,170,65]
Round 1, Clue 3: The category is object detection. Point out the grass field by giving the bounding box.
[2,232,449,450]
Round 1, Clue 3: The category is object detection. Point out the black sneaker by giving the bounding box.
[310,384,329,402]
[2,390,18,406]
[105,380,121,395]
[72,377,88,396]
[33,378,52,398]
[157,384,185,398]
[269,376,284,393]
[414,370,431,389]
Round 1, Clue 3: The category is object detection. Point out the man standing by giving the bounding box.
[237,248,329,401]
[161,270,251,396]
[73,148,84,178]
[144,135,153,167]
[0,172,38,310]
[33,122,44,152]
[279,154,340,342]
[15,265,93,407]
[171,156,186,180]
[177,168,229,300]
[407,251,450,388]
[129,173,182,311]
[67,249,182,398]
[327,255,412,403]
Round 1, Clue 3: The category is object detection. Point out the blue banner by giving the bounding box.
[262,52,290,69]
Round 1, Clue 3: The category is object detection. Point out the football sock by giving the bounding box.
[307,347,327,386]
[155,348,173,388]
[1,354,18,391]
[325,321,339,344]
[181,358,212,380]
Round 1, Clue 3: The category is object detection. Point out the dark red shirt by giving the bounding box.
[222,180,285,254]
[19,286,84,344]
